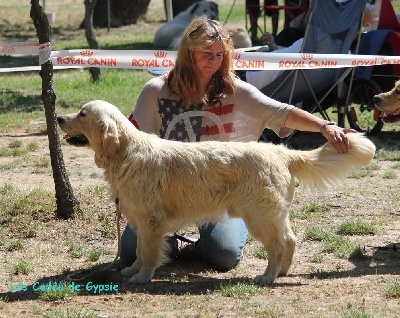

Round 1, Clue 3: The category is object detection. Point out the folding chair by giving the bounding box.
[346,0,400,134]
[372,0,400,80]
[259,0,368,142]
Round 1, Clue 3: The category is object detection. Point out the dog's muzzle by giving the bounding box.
[57,116,89,146]
[373,95,400,123]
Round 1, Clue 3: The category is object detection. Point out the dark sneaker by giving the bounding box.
[166,233,199,260]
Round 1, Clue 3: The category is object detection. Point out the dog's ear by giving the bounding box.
[101,121,120,156]
[190,3,200,15]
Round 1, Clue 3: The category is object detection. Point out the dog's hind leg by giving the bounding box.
[243,208,295,285]
[277,219,296,276]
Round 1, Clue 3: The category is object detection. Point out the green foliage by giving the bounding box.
[341,309,373,318]
[39,283,77,302]
[87,249,102,262]
[0,186,55,238]
[386,281,400,298]
[101,217,116,238]
[375,149,400,161]
[0,140,28,157]
[304,225,365,259]
[13,260,30,275]
[293,202,331,219]
[322,235,361,259]
[349,163,379,179]
[0,69,153,134]
[7,239,23,251]
[336,219,377,236]
[68,245,85,259]
[219,279,264,298]
[255,245,268,259]
[310,253,325,263]
[382,170,397,179]
[304,226,333,241]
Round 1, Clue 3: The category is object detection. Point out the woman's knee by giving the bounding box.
[199,217,248,271]
[120,225,137,267]
[202,244,243,271]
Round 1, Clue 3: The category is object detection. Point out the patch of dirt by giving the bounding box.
[0,130,399,318]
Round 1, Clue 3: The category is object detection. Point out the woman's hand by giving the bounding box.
[284,108,358,154]
[259,32,277,51]
[320,123,357,153]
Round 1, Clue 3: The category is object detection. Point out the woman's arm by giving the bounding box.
[284,107,357,153]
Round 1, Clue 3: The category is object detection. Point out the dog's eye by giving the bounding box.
[79,111,86,117]
[395,88,400,95]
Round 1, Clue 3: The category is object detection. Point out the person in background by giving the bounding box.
[245,1,375,90]
[265,0,280,38]
[109,15,357,271]
[264,7,310,50]
[246,0,280,42]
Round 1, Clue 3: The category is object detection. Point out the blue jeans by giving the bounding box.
[120,214,248,271]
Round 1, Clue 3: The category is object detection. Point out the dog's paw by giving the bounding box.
[128,274,151,285]
[278,269,289,277]
[253,274,275,286]
[121,266,136,277]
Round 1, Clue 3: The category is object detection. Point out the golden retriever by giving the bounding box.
[373,79,400,123]
[57,100,376,285]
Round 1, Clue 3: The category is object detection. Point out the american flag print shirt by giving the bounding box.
[158,98,235,142]
[130,77,294,143]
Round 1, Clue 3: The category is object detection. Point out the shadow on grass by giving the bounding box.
[0,256,308,302]
[300,241,400,281]
[0,23,36,43]
[0,89,43,113]
[3,241,400,302]
[368,130,400,151]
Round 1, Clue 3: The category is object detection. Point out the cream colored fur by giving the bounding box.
[57,100,376,285]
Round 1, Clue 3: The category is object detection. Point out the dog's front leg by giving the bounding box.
[128,222,166,285]
[121,234,143,278]
[251,225,288,285]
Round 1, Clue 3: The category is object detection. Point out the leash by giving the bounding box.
[67,196,121,282]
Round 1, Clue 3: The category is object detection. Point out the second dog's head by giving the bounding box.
[188,1,219,20]
[373,80,400,123]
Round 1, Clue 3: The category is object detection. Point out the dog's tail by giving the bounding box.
[289,133,376,191]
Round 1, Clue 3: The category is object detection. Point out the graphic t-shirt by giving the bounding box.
[129,76,294,142]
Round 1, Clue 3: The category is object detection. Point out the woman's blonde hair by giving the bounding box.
[167,16,237,108]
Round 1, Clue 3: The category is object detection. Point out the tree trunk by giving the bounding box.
[84,0,101,82]
[89,0,151,28]
[30,0,81,219]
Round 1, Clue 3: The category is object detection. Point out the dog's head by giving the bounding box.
[189,1,219,20]
[373,80,400,123]
[57,100,128,159]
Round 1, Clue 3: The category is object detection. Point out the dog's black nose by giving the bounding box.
[373,96,381,106]
[56,116,64,124]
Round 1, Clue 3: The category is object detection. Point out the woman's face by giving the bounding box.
[192,41,224,80]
